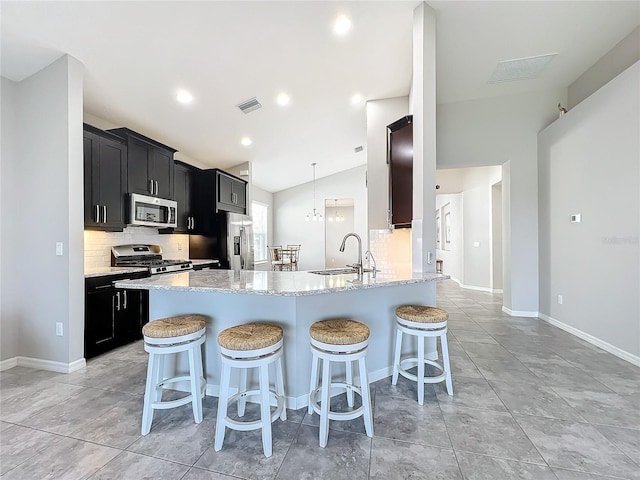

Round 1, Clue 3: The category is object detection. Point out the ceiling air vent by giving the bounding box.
[354,145,364,153]
[236,97,262,114]
[488,53,557,83]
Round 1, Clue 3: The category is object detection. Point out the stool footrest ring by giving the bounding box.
[151,375,206,410]
[222,389,285,432]
[309,382,366,421]
[398,358,446,383]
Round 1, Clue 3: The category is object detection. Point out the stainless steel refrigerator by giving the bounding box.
[188,212,254,270]
[227,213,254,270]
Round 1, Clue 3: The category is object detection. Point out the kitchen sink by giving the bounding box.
[308,268,359,275]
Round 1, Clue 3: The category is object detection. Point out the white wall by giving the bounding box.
[273,165,367,271]
[437,88,566,314]
[366,97,409,230]
[0,77,18,362]
[568,27,640,109]
[1,55,85,366]
[325,205,355,268]
[491,182,503,291]
[538,61,640,360]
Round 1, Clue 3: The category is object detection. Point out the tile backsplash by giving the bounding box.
[84,227,189,270]
[369,228,412,276]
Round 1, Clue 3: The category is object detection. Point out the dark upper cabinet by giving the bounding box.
[173,161,195,233]
[216,169,247,213]
[83,124,128,231]
[108,128,177,199]
[189,168,246,235]
[387,115,413,228]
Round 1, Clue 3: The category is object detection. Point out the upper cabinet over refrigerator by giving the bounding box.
[387,115,413,228]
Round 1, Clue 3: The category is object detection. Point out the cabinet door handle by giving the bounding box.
[122,290,127,309]
[102,206,107,223]
[155,180,159,196]
[95,205,100,223]
[115,291,121,311]
[191,217,195,230]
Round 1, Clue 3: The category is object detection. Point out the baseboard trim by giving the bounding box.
[459,283,494,293]
[0,357,18,371]
[491,288,504,294]
[11,356,87,374]
[538,313,640,367]
[502,306,539,318]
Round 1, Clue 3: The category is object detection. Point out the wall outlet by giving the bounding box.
[177,243,182,251]
[55,322,63,336]
[473,241,480,247]
[55,242,63,256]
[557,295,563,305]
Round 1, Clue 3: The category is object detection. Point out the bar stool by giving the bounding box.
[392,305,453,405]
[308,319,373,447]
[214,322,286,458]
[141,314,207,435]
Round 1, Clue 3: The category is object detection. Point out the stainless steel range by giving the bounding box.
[111,244,193,274]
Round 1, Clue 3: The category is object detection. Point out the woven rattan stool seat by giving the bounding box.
[310,319,370,345]
[142,314,207,338]
[395,305,448,324]
[218,323,283,351]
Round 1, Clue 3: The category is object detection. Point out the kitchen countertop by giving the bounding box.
[114,268,449,296]
[84,266,149,278]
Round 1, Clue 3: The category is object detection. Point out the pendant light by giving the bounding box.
[305,163,323,222]
[328,199,344,222]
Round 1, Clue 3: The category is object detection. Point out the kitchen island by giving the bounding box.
[115,268,449,408]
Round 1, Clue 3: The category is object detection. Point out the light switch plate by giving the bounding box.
[55,242,64,256]
[570,214,581,223]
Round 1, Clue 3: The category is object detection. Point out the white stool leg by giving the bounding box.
[358,357,374,437]
[196,343,205,400]
[417,334,425,406]
[308,351,319,414]
[259,363,273,457]
[142,352,160,435]
[275,356,287,421]
[238,368,248,417]
[188,346,203,424]
[214,362,232,451]
[345,360,354,407]
[319,358,331,448]
[441,333,453,396]
[391,329,403,385]
[154,353,165,403]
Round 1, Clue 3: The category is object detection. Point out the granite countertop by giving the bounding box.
[114,269,450,296]
[84,266,149,278]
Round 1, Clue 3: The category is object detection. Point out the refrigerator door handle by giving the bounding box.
[239,227,245,269]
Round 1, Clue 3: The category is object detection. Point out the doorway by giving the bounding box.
[324,198,354,268]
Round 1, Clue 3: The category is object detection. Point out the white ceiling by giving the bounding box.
[2,1,639,193]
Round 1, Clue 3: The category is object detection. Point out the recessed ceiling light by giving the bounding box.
[176,90,193,104]
[334,15,352,35]
[351,94,363,104]
[241,137,252,147]
[277,93,290,106]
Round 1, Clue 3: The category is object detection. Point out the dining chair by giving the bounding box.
[286,245,301,271]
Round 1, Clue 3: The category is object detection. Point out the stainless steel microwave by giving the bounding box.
[128,193,177,228]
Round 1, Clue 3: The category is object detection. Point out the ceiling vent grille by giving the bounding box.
[488,53,557,83]
[236,97,262,114]
[354,145,364,153]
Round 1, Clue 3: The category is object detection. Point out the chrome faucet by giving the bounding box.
[339,233,363,274]
[364,250,377,277]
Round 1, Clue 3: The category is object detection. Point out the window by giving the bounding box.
[252,201,268,263]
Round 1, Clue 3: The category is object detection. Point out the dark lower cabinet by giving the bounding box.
[85,273,149,359]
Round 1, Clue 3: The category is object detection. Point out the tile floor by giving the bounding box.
[2,280,639,479]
